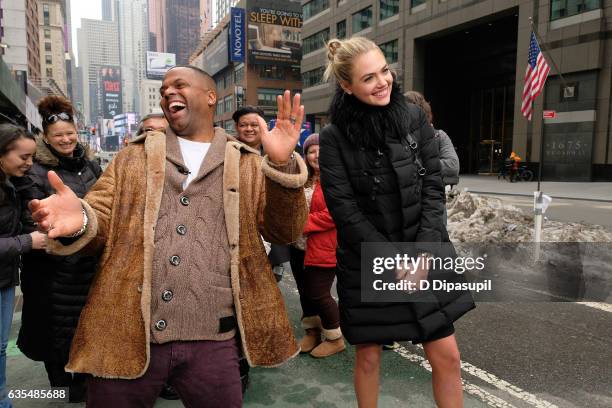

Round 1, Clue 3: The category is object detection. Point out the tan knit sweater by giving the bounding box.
[150,131,234,343]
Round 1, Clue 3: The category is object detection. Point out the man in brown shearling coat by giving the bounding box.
[29,66,308,407]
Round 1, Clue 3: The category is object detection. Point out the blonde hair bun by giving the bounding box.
[323,37,379,84]
[326,39,342,61]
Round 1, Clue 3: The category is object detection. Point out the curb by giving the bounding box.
[466,190,612,203]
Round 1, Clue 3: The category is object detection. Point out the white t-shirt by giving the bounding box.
[177,137,211,189]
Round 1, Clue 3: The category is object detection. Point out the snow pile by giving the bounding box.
[446,191,612,243]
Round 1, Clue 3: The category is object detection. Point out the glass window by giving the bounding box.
[303,28,330,54]
[45,55,52,64]
[303,67,325,88]
[215,101,223,116]
[550,0,600,20]
[43,4,50,25]
[380,0,399,20]
[44,29,51,39]
[411,0,426,8]
[257,88,285,107]
[44,42,52,52]
[234,66,244,84]
[380,39,399,64]
[259,65,280,80]
[352,7,372,33]
[224,95,233,113]
[303,0,329,20]
[46,68,53,77]
[336,20,346,39]
[215,76,223,90]
[223,120,235,134]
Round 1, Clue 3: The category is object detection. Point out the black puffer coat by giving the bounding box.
[0,178,33,289]
[319,85,474,345]
[17,138,102,363]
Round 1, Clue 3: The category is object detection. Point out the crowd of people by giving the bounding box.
[0,36,473,408]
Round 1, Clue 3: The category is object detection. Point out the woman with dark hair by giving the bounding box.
[0,123,44,407]
[319,37,475,407]
[17,96,102,403]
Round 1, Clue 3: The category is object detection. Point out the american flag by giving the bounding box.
[521,32,550,120]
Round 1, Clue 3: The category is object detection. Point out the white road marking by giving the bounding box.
[393,346,518,408]
[394,345,558,408]
[576,302,612,313]
[509,284,612,308]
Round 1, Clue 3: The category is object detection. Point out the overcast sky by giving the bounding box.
[71,0,102,65]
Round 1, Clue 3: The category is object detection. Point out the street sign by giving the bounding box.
[543,110,556,119]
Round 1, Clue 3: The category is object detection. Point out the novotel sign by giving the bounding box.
[230,7,245,63]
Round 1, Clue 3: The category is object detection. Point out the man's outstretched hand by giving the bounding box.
[29,171,84,239]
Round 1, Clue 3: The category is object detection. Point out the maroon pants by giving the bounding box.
[87,339,242,408]
[303,265,340,330]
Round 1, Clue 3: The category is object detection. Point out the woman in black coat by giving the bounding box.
[0,124,45,407]
[17,97,101,403]
[319,38,475,407]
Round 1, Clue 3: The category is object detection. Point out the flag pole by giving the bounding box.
[528,18,549,260]
[529,18,569,89]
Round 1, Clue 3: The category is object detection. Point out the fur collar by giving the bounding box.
[35,136,94,168]
[328,82,411,149]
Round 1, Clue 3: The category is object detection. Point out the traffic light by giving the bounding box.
[91,127,96,135]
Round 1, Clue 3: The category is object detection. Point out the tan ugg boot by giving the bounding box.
[299,316,321,353]
[310,327,346,358]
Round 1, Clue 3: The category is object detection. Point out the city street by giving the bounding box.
[6,177,612,408]
[457,175,612,229]
[480,195,612,229]
[7,269,612,408]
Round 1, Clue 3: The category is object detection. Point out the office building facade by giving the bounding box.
[37,0,68,95]
[1,0,41,82]
[118,0,149,113]
[148,0,201,65]
[191,0,303,134]
[300,0,612,181]
[139,78,162,115]
[77,18,120,124]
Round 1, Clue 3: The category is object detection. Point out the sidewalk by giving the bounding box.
[457,175,612,202]
[7,274,491,408]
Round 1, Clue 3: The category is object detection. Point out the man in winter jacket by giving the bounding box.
[29,66,308,407]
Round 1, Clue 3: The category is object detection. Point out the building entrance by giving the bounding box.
[421,11,519,174]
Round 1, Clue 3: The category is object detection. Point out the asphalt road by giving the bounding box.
[476,194,612,229]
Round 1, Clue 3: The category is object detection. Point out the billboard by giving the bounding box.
[146,51,176,79]
[99,66,122,119]
[230,7,246,63]
[202,28,229,76]
[248,7,302,66]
